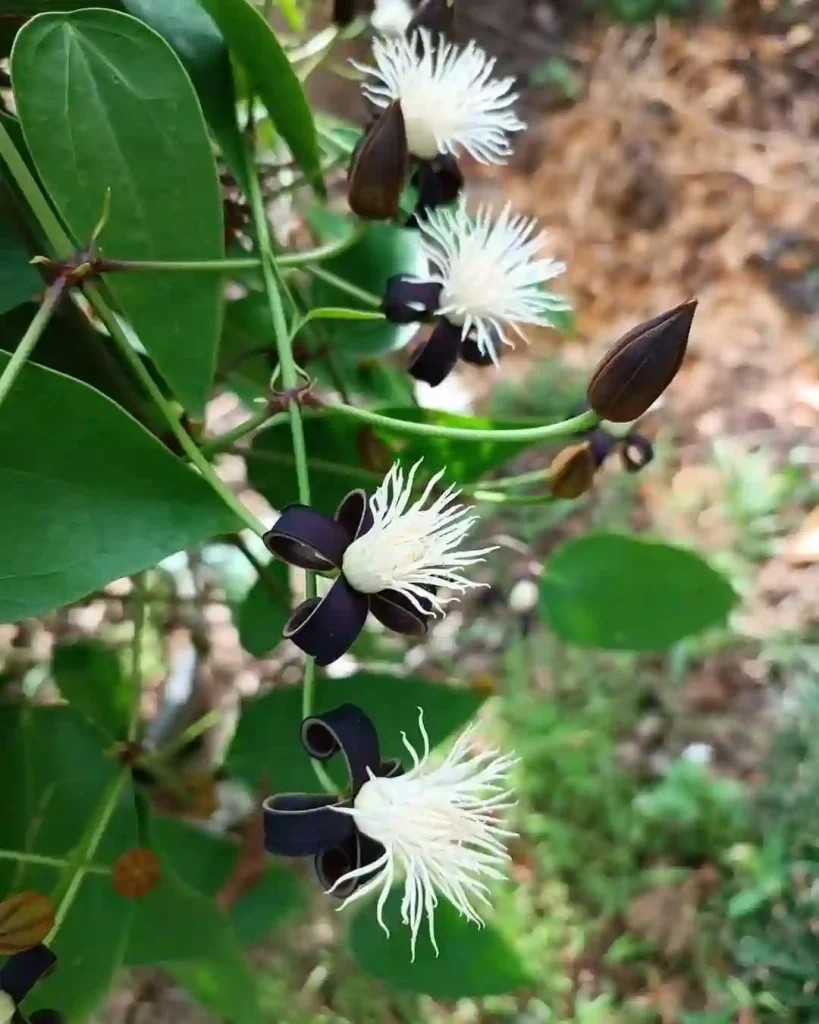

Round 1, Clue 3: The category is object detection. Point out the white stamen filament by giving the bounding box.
[341,459,496,614]
[352,29,525,162]
[418,201,568,361]
[329,709,518,959]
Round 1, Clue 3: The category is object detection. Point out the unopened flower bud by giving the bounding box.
[586,299,696,422]
[348,101,408,220]
[549,441,597,498]
[0,892,55,955]
[112,848,161,899]
[408,0,456,36]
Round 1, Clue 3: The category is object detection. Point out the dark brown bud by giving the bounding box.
[332,0,357,26]
[0,892,55,954]
[549,442,597,499]
[408,0,456,36]
[586,299,696,422]
[348,101,408,221]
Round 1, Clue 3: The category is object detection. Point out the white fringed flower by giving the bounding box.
[342,459,496,614]
[371,0,414,35]
[352,29,524,162]
[331,709,518,958]
[418,200,568,361]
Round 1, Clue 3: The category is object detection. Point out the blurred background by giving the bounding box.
[3,0,819,1021]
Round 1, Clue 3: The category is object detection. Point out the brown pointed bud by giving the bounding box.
[348,102,408,221]
[0,892,55,954]
[549,442,597,499]
[586,299,696,422]
[408,0,456,36]
[112,848,161,899]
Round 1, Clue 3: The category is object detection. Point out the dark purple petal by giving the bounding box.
[407,318,461,386]
[0,945,57,1006]
[460,335,495,367]
[376,757,405,779]
[315,831,387,899]
[301,704,382,791]
[382,276,442,324]
[370,589,429,637]
[263,505,351,570]
[620,433,654,473]
[410,154,464,224]
[262,792,355,856]
[586,427,616,468]
[335,489,374,542]
[284,578,369,667]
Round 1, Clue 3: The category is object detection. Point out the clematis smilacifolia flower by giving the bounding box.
[263,460,496,666]
[0,943,63,1024]
[383,201,569,386]
[263,704,518,959]
[348,29,523,220]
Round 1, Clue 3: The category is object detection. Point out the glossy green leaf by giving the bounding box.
[540,533,738,650]
[227,673,485,792]
[0,357,237,622]
[218,293,275,403]
[150,816,304,944]
[125,862,262,1023]
[247,408,534,512]
[0,184,40,315]
[0,706,136,1019]
[12,9,225,414]
[52,639,133,740]
[122,0,245,184]
[237,563,291,658]
[310,219,423,356]
[350,889,531,997]
[194,0,324,195]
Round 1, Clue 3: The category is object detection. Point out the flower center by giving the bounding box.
[401,89,451,160]
[440,252,503,323]
[342,530,428,594]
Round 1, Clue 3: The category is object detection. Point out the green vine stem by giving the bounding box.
[128,574,147,742]
[307,265,382,309]
[477,465,554,491]
[46,770,127,943]
[0,121,265,539]
[0,277,67,410]
[472,490,560,507]
[0,850,110,875]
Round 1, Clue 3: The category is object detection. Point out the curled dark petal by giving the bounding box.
[27,1010,64,1024]
[382,276,442,325]
[407,318,461,387]
[315,832,387,899]
[370,589,429,637]
[586,427,616,468]
[301,704,382,791]
[263,505,350,571]
[335,489,374,543]
[620,433,654,473]
[262,792,354,857]
[0,945,57,1005]
[408,0,456,37]
[332,0,356,25]
[410,154,464,224]
[284,578,369,668]
[460,336,495,367]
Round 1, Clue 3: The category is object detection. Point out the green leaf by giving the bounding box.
[0,184,40,315]
[121,0,246,185]
[247,408,535,512]
[227,673,485,792]
[194,0,324,196]
[150,816,305,944]
[12,9,225,414]
[349,889,531,997]
[540,533,738,650]
[0,706,136,1019]
[310,219,423,356]
[125,862,262,1023]
[218,293,275,403]
[0,357,237,622]
[52,639,133,740]
[237,564,291,658]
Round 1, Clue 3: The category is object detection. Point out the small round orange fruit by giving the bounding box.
[0,891,55,954]
[111,848,161,899]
